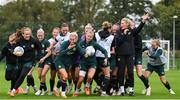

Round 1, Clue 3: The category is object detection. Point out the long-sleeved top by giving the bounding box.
[37,39,51,59]
[79,40,108,64]
[0,43,17,65]
[16,37,42,63]
[115,21,145,56]
[55,40,85,66]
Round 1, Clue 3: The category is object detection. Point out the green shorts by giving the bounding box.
[146,63,165,76]
[80,63,96,72]
[55,60,71,71]
[96,57,110,68]
[134,56,142,65]
[50,62,57,70]
[38,58,52,68]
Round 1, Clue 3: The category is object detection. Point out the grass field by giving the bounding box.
[0,62,180,99]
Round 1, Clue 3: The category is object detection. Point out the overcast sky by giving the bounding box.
[0,0,161,5]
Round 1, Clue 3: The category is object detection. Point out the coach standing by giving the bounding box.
[115,14,149,96]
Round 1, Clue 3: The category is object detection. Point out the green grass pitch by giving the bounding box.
[0,62,179,99]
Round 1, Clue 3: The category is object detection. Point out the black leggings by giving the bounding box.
[5,69,17,90]
[14,67,31,89]
[117,55,134,87]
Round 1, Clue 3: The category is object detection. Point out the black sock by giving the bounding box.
[94,76,101,86]
[124,78,130,89]
[111,76,117,90]
[43,83,47,91]
[56,80,62,88]
[101,76,110,92]
[11,80,15,90]
[50,79,55,91]
[27,75,35,87]
[61,80,67,92]
[40,82,44,90]
[27,75,31,86]
[42,83,47,91]
[31,76,35,86]
[73,80,77,90]
[139,75,149,89]
[68,79,72,84]
[163,81,171,90]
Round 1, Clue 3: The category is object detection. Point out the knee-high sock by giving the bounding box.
[101,76,110,92]
[50,79,55,91]
[139,75,149,89]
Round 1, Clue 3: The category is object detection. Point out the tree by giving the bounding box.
[152,0,180,49]
[61,0,107,31]
[109,0,153,23]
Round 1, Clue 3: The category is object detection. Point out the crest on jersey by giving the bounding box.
[128,32,131,35]
[42,44,45,48]
[73,48,76,51]
[31,44,35,48]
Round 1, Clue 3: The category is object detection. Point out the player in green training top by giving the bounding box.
[73,30,108,97]
[35,28,52,96]
[53,32,85,98]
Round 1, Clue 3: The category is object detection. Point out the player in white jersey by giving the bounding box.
[95,21,114,96]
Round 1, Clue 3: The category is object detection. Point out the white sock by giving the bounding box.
[61,91,66,95]
[96,85,100,89]
[120,86,124,93]
[85,82,90,88]
[102,91,106,94]
[75,88,79,93]
[12,88,16,92]
[129,87,134,92]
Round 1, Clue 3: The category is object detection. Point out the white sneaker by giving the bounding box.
[61,92,67,98]
[48,91,54,95]
[116,90,122,96]
[24,86,30,94]
[112,90,117,96]
[101,92,109,96]
[169,89,175,95]
[35,90,42,96]
[125,88,129,94]
[41,90,48,95]
[146,87,151,96]
[109,88,114,94]
[141,88,146,94]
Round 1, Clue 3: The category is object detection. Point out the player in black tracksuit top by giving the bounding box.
[115,15,149,96]
[9,27,41,97]
[124,22,149,93]
[0,34,18,92]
